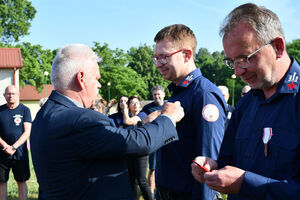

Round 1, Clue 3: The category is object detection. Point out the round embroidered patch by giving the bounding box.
[14,117,21,125]
[202,104,219,122]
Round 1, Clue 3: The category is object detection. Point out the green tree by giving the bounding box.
[127,44,171,99]
[17,42,54,92]
[287,39,300,63]
[0,0,36,43]
[195,48,246,104]
[99,65,148,101]
[92,42,148,100]
[92,42,128,69]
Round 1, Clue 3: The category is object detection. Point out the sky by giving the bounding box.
[20,0,300,53]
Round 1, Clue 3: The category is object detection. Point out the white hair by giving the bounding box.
[218,85,229,95]
[51,44,102,90]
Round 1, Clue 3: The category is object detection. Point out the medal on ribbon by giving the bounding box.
[262,127,273,157]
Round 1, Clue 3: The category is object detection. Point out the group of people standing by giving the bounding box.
[108,86,166,200]
[0,2,299,200]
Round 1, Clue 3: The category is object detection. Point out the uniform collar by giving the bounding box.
[278,58,300,94]
[251,58,300,99]
[168,68,202,92]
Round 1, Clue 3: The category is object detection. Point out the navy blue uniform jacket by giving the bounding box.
[30,91,178,200]
[218,58,300,199]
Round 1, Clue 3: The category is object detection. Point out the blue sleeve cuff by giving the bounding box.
[240,171,269,199]
[160,114,176,127]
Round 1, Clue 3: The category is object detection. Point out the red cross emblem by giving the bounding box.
[184,80,189,85]
[287,82,297,89]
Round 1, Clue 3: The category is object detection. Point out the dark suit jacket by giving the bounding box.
[31,91,178,200]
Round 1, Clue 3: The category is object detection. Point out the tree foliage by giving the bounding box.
[127,44,171,99]
[287,39,300,63]
[195,47,246,104]
[92,42,148,100]
[99,65,148,101]
[0,0,36,43]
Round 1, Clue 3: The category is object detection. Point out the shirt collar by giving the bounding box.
[56,91,84,108]
[278,58,300,94]
[168,68,202,92]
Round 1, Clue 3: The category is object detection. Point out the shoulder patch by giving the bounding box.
[202,104,219,122]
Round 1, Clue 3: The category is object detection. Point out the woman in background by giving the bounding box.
[123,95,152,200]
[109,95,128,128]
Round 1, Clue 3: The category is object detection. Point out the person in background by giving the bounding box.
[90,95,107,114]
[218,85,234,130]
[123,95,152,200]
[109,95,128,128]
[0,85,32,200]
[153,24,227,200]
[39,97,48,108]
[30,43,184,199]
[141,85,166,198]
[192,3,300,199]
[241,85,251,97]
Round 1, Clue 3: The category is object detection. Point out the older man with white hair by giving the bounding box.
[30,44,184,200]
[218,85,234,129]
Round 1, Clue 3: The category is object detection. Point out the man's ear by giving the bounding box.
[76,71,85,89]
[273,37,285,58]
[184,49,192,62]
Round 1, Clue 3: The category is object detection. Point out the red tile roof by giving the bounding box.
[0,48,23,69]
[20,85,54,100]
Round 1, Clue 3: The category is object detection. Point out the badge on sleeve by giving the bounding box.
[202,104,219,122]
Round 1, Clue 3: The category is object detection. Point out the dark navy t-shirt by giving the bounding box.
[0,104,32,160]
[142,101,166,115]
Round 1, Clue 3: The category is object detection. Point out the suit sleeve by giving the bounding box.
[191,91,226,200]
[75,112,178,159]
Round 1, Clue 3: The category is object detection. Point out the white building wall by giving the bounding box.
[0,69,16,105]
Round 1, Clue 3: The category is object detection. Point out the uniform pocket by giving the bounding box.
[268,127,299,179]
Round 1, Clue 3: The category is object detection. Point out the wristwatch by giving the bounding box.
[12,146,17,151]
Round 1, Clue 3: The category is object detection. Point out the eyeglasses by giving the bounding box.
[223,40,274,69]
[152,49,183,65]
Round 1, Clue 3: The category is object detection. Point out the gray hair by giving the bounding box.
[218,85,229,95]
[219,3,285,44]
[51,44,102,90]
[151,85,165,93]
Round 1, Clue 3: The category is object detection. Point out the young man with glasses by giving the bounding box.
[153,24,227,200]
[192,3,300,200]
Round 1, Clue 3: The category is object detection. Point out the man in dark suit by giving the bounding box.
[30,44,184,200]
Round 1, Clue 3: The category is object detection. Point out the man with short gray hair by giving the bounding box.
[218,85,234,129]
[31,44,184,200]
[192,3,300,199]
